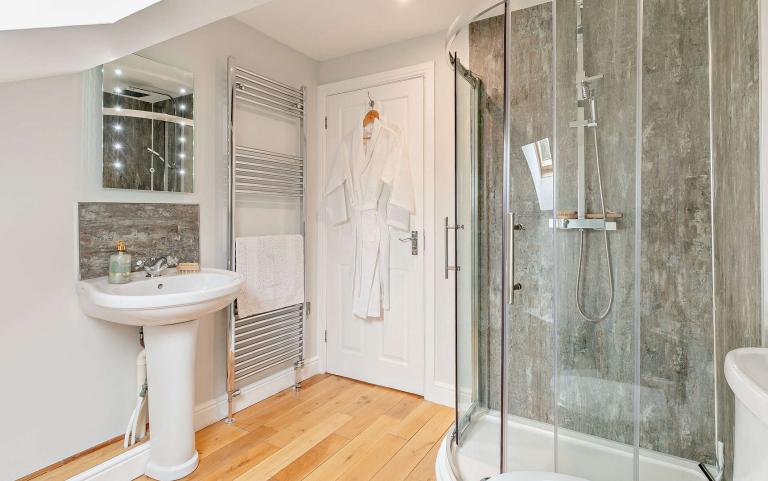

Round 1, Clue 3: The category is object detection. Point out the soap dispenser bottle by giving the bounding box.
[108,240,132,284]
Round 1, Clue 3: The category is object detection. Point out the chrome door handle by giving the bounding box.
[445,217,464,279]
[507,213,525,305]
[398,231,419,255]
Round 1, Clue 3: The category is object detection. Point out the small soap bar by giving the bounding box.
[177,262,201,274]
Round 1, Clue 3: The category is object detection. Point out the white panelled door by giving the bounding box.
[323,77,425,395]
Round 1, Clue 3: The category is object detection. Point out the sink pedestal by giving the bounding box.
[143,319,200,481]
[77,268,245,481]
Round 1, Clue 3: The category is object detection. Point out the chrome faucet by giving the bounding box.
[135,256,177,277]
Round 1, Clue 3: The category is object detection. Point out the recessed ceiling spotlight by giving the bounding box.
[113,161,123,169]
[115,105,122,111]
[113,142,122,150]
[114,87,123,93]
[113,123,122,131]
[178,169,186,175]
[179,88,187,94]
[178,121,185,127]
[179,153,186,159]
[114,68,123,76]
[179,137,186,143]
[179,104,187,112]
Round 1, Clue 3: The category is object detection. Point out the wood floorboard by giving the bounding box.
[25,375,453,481]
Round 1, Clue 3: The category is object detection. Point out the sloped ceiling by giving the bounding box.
[0,0,163,31]
[0,0,273,83]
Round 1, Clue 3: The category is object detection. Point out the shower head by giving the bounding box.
[147,147,178,170]
[147,147,166,163]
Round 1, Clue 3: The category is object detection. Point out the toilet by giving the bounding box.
[488,472,588,481]
[725,348,768,481]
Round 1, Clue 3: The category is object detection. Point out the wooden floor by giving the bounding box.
[28,374,453,481]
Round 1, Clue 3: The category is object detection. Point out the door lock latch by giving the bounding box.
[399,231,419,255]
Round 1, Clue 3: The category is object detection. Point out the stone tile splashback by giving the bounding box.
[78,202,200,279]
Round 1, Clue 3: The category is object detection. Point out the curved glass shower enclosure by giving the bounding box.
[444,0,719,480]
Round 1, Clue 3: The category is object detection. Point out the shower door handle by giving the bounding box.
[445,217,464,279]
[507,213,524,305]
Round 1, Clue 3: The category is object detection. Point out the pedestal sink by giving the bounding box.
[77,268,244,481]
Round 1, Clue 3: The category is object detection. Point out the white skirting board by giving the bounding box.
[67,357,320,481]
[194,356,320,430]
[426,380,456,408]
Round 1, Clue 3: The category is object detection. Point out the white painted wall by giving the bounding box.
[318,31,468,405]
[0,17,317,480]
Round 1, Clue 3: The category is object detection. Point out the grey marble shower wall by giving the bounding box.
[470,0,717,464]
[710,0,762,477]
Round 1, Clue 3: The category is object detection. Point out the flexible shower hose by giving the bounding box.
[575,126,614,322]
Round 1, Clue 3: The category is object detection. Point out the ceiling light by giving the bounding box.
[114,87,123,93]
[178,137,186,143]
[178,169,186,175]
[179,104,187,112]
[113,124,122,131]
[179,153,186,159]
[114,68,123,76]
[113,142,122,150]
[179,88,187,94]
[113,161,123,169]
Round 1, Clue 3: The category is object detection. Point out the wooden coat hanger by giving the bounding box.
[362,92,380,135]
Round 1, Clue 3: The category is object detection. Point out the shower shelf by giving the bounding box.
[549,218,618,231]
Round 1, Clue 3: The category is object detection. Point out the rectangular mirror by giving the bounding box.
[102,54,194,192]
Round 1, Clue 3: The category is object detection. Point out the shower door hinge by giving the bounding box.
[324,116,328,129]
[324,330,327,343]
[305,301,311,316]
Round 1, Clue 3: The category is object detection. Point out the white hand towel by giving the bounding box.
[235,235,304,318]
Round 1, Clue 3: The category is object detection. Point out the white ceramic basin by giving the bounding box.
[77,268,244,481]
[77,268,244,326]
[725,347,768,481]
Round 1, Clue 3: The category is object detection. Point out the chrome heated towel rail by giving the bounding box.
[226,58,306,423]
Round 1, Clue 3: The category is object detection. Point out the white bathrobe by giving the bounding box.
[325,119,415,318]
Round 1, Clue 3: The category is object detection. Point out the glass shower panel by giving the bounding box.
[454,47,501,480]
[638,0,717,478]
[502,0,557,473]
[455,55,480,441]
[552,0,638,479]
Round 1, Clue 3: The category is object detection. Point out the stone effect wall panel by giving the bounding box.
[78,202,200,279]
[710,0,761,477]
